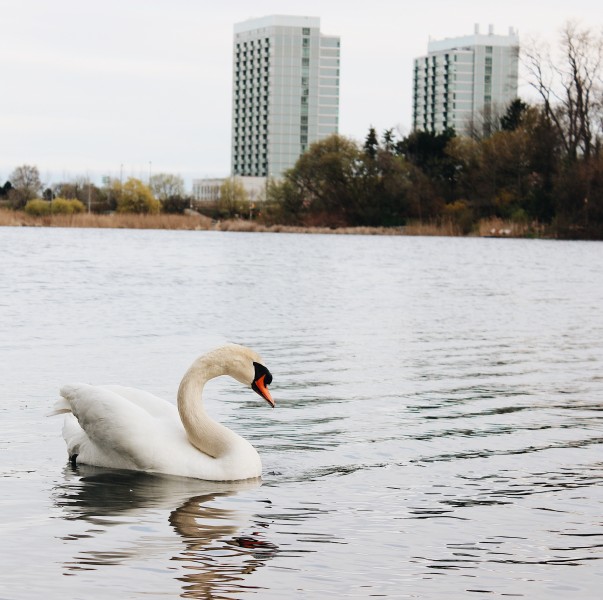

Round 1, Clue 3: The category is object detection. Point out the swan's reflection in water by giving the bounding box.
[169,491,278,598]
[54,465,278,598]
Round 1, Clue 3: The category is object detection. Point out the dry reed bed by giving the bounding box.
[0,209,409,235]
[0,210,213,230]
[1,209,532,237]
[213,220,403,235]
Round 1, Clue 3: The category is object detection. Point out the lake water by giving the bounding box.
[1,227,602,599]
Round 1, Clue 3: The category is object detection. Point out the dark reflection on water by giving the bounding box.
[49,464,350,598]
[53,466,277,598]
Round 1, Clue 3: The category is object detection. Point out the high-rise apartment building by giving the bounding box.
[232,15,340,179]
[413,25,519,136]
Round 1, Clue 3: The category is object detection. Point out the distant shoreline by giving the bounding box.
[0,208,552,238]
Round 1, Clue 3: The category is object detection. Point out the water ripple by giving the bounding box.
[2,230,603,598]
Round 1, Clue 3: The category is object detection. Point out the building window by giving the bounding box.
[302,27,310,35]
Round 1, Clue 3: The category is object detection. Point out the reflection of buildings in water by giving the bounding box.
[53,466,278,598]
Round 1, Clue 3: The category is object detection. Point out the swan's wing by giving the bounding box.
[60,383,171,470]
[99,385,177,420]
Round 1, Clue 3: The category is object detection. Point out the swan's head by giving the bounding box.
[251,360,274,407]
[222,344,274,408]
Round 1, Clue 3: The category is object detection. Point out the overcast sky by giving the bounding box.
[0,0,599,189]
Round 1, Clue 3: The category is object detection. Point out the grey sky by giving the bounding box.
[0,0,599,189]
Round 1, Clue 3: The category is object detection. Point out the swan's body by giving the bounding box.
[53,344,274,481]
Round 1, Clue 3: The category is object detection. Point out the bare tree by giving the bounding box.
[465,101,508,140]
[523,21,603,161]
[149,173,185,202]
[8,164,43,208]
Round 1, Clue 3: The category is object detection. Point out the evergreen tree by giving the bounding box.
[363,127,379,160]
[500,99,529,131]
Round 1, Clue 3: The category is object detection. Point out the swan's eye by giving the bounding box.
[253,361,272,385]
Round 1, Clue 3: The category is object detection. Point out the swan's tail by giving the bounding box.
[48,397,72,417]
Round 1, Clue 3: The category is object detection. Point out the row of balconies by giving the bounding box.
[234,115,269,124]
[236,62,270,71]
[414,79,451,91]
[235,163,269,169]
[235,81,269,90]
[234,101,270,111]
[233,167,269,177]
[234,101,269,110]
[234,69,270,84]
[234,132,269,142]
[233,155,269,165]
[234,155,268,163]
[415,74,450,85]
[234,144,268,153]
[234,90,269,100]
[235,61,270,73]
[236,46,270,54]
[236,47,269,55]
[235,107,270,116]
[234,89,269,100]
[234,120,269,130]
[234,128,269,139]
[234,115,269,126]
[236,38,271,48]
[233,152,268,165]
[234,75,269,87]
[236,49,270,58]
[233,159,268,170]
[235,54,270,65]
[235,108,269,118]
[233,127,269,139]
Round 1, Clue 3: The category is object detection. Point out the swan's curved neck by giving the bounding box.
[177,355,240,458]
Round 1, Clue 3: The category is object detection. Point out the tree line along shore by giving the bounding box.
[2,23,602,240]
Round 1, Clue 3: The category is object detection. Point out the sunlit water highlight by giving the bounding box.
[1,227,602,598]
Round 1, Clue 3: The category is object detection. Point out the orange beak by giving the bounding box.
[253,374,274,408]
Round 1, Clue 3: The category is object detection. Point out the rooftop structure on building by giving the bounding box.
[232,15,340,179]
[413,24,519,137]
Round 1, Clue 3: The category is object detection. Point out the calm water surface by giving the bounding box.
[1,227,602,599]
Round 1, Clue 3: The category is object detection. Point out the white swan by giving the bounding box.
[51,344,274,481]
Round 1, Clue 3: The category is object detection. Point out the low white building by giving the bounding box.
[191,178,223,202]
[192,176,267,203]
